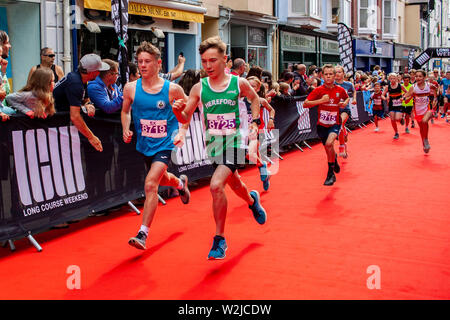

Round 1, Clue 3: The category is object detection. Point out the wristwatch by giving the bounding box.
[269,117,275,121]
[252,118,261,126]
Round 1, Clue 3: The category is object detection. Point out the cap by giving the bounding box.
[79,54,110,73]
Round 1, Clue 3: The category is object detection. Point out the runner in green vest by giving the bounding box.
[173,36,268,260]
[401,74,414,134]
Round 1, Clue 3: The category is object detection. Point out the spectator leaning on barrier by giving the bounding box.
[53,53,110,152]
[27,47,64,85]
[87,59,123,114]
[6,68,55,119]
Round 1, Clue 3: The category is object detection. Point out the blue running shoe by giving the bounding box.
[262,178,270,191]
[208,235,227,260]
[258,162,270,182]
[249,190,267,224]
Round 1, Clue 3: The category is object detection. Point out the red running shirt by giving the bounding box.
[371,91,384,110]
[306,85,349,127]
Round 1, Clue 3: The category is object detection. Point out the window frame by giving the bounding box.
[289,0,322,18]
[358,0,377,34]
[382,0,397,39]
[327,0,351,28]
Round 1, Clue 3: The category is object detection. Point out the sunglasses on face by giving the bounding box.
[43,54,56,58]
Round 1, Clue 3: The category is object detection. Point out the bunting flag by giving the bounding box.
[111,0,129,87]
[337,23,354,79]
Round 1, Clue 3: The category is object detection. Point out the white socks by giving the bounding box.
[139,225,149,236]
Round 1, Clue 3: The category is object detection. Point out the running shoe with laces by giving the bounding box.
[393,133,399,140]
[374,127,379,132]
[128,231,147,250]
[405,127,410,134]
[207,235,228,260]
[423,139,431,153]
[178,175,190,204]
[249,190,267,225]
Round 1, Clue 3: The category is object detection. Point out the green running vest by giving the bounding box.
[200,75,246,157]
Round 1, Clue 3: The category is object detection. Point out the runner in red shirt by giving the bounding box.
[369,82,386,131]
[304,64,349,186]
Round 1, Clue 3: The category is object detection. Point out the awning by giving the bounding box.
[84,0,205,23]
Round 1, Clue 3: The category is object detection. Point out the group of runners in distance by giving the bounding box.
[122,36,450,260]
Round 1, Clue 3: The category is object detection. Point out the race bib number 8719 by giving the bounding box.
[140,119,167,138]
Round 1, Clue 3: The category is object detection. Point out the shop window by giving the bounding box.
[78,26,167,71]
[248,47,267,70]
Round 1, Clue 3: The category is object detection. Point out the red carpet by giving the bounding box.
[1,118,449,300]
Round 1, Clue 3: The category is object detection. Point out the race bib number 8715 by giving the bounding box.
[140,119,167,138]
[319,110,338,126]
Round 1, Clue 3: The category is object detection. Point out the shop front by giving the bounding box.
[354,39,394,74]
[393,43,421,73]
[77,0,206,73]
[279,30,317,74]
[218,8,277,74]
[320,38,340,65]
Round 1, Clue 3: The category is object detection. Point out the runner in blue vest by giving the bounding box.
[121,42,191,250]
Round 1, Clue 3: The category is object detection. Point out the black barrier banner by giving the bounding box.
[270,98,319,147]
[0,100,372,242]
[0,112,213,242]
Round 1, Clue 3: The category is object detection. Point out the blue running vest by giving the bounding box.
[132,78,178,156]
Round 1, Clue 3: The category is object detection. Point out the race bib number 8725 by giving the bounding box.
[207,113,237,135]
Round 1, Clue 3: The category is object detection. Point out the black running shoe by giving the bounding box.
[334,156,340,174]
[128,231,147,250]
[178,175,190,204]
[324,173,336,186]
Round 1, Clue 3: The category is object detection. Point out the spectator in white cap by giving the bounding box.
[53,53,110,152]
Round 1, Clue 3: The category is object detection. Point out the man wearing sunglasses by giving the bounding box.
[27,47,64,84]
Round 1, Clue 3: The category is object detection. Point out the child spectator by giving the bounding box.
[6,68,55,119]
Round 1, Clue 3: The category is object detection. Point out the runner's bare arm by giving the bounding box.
[169,82,189,124]
[239,77,259,118]
[403,85,414,104]
[303,94,329,108]
[121,81,135,143]
[172,82,201,124]
[260,97,275,130]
